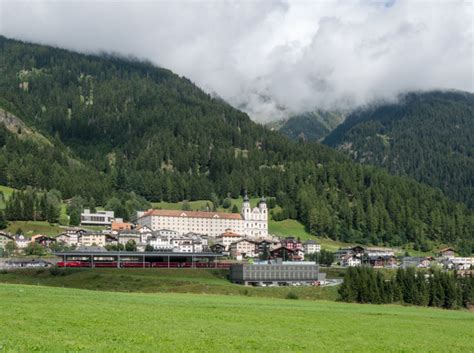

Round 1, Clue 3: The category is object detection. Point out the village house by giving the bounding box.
[443,257,473,271]
[365,247,395,258]
[78,233,107,247]
[56,233,78,247]
[304,240,321,255]
[209,242,226,254]
[33,235,56,247]
[439,247,456,258]
[269,246,295,261]
[280,237,303,251]
[111,219,134,233]
[216,231,242,250]
[14,234,30,249]
[229,239,257,259]
[341,254,361,267]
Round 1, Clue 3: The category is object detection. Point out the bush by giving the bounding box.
[286,291,299,300]
[49,266,64,276]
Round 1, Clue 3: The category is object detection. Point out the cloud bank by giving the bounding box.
[1,0,472,121]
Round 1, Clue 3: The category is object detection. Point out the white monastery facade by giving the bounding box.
[136,196,268,238]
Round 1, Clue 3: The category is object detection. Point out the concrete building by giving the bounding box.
[230,262,320,286]
[80,209,114,226]
[136,196,268,238]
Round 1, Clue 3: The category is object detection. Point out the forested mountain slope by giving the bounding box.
[324,91,474,209]
[268,110,345,142]
[0,36,472,252]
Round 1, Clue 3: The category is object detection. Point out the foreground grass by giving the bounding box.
[0,284,472,352]
[0,268,338,301]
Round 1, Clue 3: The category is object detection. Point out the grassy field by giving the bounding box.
[0,185,15,209]
[0,268,338,301]
[0,283,472,352]
[4,221,104,237]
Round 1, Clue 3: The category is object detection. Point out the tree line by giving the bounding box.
[0,36,472,252]
[339,266,473,309]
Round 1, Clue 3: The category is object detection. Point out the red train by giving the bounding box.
[56,261,233,269]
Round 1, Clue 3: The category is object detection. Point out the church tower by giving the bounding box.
[242,194,251,219]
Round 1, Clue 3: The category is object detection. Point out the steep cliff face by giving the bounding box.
[0,108,52,146]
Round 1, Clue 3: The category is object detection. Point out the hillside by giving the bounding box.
[324,91,474,209]
[0,36,473,251]
[0,283,472,352]
[268,110,346,141]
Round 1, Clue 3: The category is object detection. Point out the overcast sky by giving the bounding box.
[1,0,473,121]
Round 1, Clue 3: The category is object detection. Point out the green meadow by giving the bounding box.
[0,283,472,352]
[0,268,338,301]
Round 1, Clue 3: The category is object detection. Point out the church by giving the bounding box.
[136,196,268,238]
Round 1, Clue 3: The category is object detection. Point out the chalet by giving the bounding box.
[439,247,456,258]
[229,239,257,259]
[280,237,303,251]
[366,247,395,258]
[33,235,56,247]
[385,256,398,268]
[368,256,385,268]
[292,248,305,261]
[210,243,226,254]
[269,246,295,261]
[14,234,30,249]
[56,233,78,246]
[304,240,321,255]
[402,257,434,269]
[335,248,354,262]
[443,257,473,271]
[341,254,361,267]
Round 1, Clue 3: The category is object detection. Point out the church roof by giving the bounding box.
[140,209,243,220]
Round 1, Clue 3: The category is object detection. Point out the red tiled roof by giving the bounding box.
[218,231,242,238]
[140,209,242,220]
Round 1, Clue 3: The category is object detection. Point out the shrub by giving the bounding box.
[286,291,299,300]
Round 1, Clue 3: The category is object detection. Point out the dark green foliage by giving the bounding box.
[308,249,335,266]
[231,204,239,213]
[339,267,473,309]
[125,240,137,252]
[325,91,474,208]
[23,242,46,256]
[285,291,299,300]
[5,188,61,223]
[0,211,7,229]
[145,244,154,252]
[275,110,345,141]
[0,37,472,249]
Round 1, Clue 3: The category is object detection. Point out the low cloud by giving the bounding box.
[1,0,472,121]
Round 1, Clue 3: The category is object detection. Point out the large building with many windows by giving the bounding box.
[136,196,268,238]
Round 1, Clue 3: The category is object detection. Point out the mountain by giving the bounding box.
[324,91,474,209]
[268,110,346,141]
[0,36,472,252]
